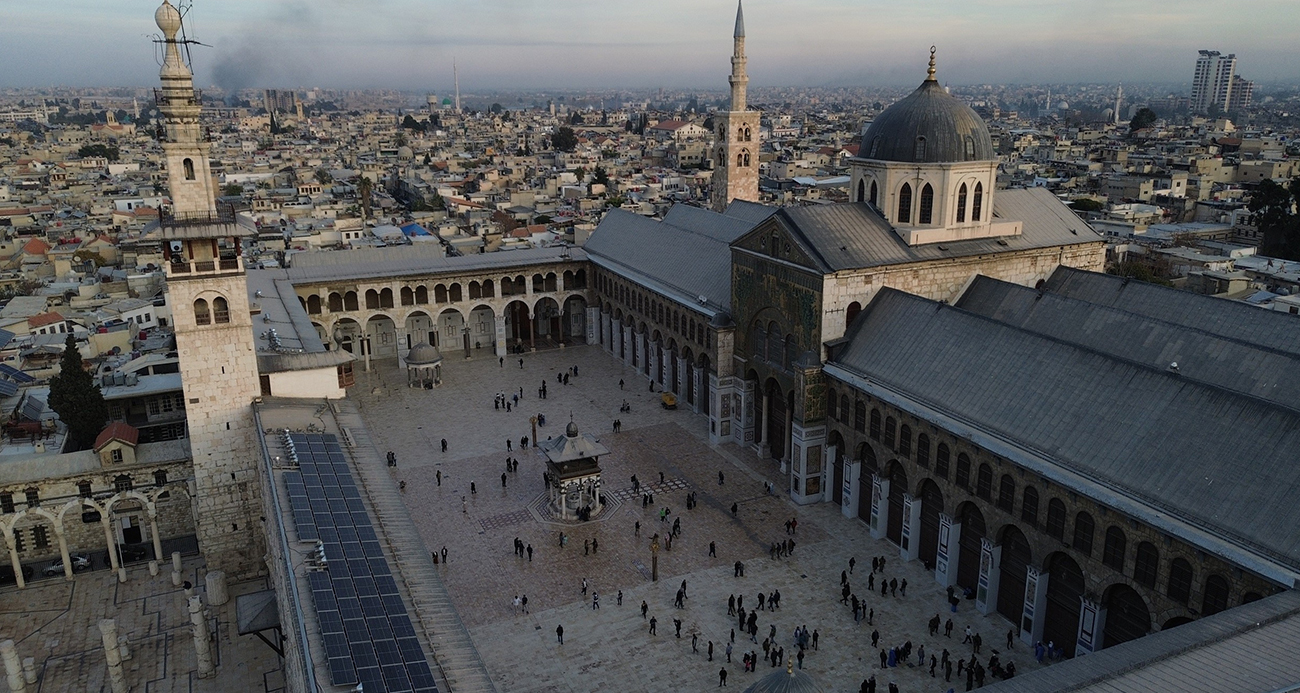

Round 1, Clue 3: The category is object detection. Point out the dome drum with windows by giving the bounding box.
[849,47,1018,247]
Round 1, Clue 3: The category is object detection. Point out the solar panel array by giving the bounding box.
[282,433,438,692]
[0,380,17,397]
[0,363,35,384]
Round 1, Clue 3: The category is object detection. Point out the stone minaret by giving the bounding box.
[711,1,760,212]
[153,0,265,580]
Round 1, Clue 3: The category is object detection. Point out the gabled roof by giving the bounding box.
[955,274,1300,412]
[758,188,1101,274]
[1045,265,1300,358]
[27,312,64,328]
[828,287,1300,576]
[94,422,139,451]
[21,237,50,255]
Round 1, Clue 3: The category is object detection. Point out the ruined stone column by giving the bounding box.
[20,656,35,684]
[99,620,127,693]
[205,570,229,606]
[188,596,214,678]
[171,551,183,586]
[1,639,25,693]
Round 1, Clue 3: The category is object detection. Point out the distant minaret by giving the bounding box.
[1114,83,1123,125]
[711,0,760,212]
[454,59,461,113]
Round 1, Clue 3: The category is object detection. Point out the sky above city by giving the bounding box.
[2,0,1298,92]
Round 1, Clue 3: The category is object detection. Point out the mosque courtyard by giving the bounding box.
[353,345,1052,692]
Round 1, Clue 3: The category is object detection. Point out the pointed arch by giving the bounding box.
[897,183,912,223]
[183,158,195,180]
[869,180,878,207]
[919,183,934,224]
[972,181,984,221]
[857,179,865,203]
[956,182,968,223]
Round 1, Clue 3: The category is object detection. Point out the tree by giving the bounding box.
[47,335,108,451]
[77,143,119,161]
[1070,198,1104,212]
[401,114,424,131]
[314,168,332,185]
[1129,108,1157,132]
[490,103,504,115]
[1249,177,1300,261]
[358,177,373,220]
[569,111,585,126]
[593,166,610,187]
[574,166,587,182]
[552,126,578,152]
[222,183,244,197]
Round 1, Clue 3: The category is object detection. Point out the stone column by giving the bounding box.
[1,639,25,693]
[622,325,633,366]
[709,372,727,445]
[1074,597,1106,657]
[691,367,702,414]
[869,474,888,540]
[149,509,163,564]
[841,457,862,519]
[1020,565,1049,645]
[171,551,183,586]
[634,332,645,372]
[611,318,622,360]
[188,595,215,678]
[585,306,599,345]
[900,493,922,561]
[782,405,793,467]
[648,346,659,388]
[935,513,959,588]
[54,524,73,580]
[205,570,229,606]
[738,378,755,447]
[758,389,771,457]
[677,356,688,396]
[99,619,127,693]
[976,537,1000,615]
[20,656,35,685]
[101,518,120,575]
[495,314,507,356]
[4,531,24,590]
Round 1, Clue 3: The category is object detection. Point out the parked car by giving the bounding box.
[0,564,34,584]
[42,553,92,576]
[116,544,150,563]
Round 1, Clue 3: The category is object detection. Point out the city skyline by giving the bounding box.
[1,0,1297,92]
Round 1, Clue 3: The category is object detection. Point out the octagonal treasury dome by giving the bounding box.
[405,342,442,366]
[860,48,994,164]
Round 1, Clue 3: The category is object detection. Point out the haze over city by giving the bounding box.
[2,0,1298,90]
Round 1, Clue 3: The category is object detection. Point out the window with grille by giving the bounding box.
[997,475,1015,512]
[1073,512,1095,557]
[1103,526,1127,572]
[883,417,896,448]
[32,525,48,550]
[115,475,133,492]
[1134,542,1159,589]
[898,425,911,457]
[1167,558,1193,604]
[915,434,929,466]
[955,453,971,488]
[1046,499,1066,541]
[869,409,881,440]
[1020,487,1038,525]
[935,444,950,479]
[975,464,992,499]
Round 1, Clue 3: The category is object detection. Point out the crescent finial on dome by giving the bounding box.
[927,46,937,81]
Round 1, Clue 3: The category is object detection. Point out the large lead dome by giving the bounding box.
[861,48,994,164]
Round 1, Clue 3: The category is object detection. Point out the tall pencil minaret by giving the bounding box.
[454,59,461,113]
[153,0,265,581]
[710,1,760,212]
[1114,83,1124,125]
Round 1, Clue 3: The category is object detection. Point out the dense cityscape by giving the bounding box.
[0,1,1297,692]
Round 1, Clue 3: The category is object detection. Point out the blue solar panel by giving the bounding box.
[288,433,437,692]
[0,380,17,397]
[0,363,35,383]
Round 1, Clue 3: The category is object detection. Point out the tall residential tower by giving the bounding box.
[711,1,760,212]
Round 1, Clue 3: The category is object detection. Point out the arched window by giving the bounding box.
[869,180,878,207]
[914,136,926,160]
[1134,542,1159,589]
[114,474,133,492]
[193,298,210,326]
[898,425,912,457]
[883,416,896,448]
[935,443,950,479]
[955,453,971,488]
[1202,575,1230,616]
[997,474,1015,511]
[1021,486,1039,525]
[1167,558,1193,604]
[827,389,838,420]
[857,179,866,203]
[915,433,930,467]
[328,292,343,312]
[853,400,866,432]
[897,183,912,223]
[766,323,782,364]
[366,289,380,309]
[839,395,850,423]
[975,463,993,499]
[1073,512,1095,557]
[449,284,462,302]
[919,183,934,224]
[972,182,984,221]
[869,409,882,440]
[482,279,495,297]
[1046,498,1067,541]
[183,158,195,180]
[869,136,880,158]
[307,295,322,314]
[846,301,862,330]
[344,292,358,311]
[380,287,394,308]
[1103,526,1127,571]
[956,183,968,223]
[213,296,230,323]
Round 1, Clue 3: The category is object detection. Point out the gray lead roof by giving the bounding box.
[829,287,1300,573]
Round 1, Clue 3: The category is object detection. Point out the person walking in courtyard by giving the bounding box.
[649,616,657,634]
[501,472,507,488]
[526,544,532,561]
[674,618,683,638]
[641,600,649,619]
[592,591,599,609]
[440,546,447,563]
[470,481,476,495]
[719,471,725,485]
[436,469,441,486]
[719,667,728,687]
[617,590,623,606]
[441,438,448,452]
[726,641,732,663]
[710,541,717,557]
[556,624,563,644]
[521,595,528,613]
[581,577,588,595]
